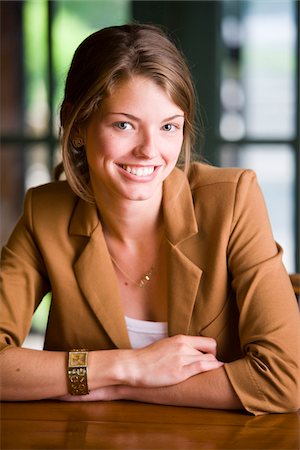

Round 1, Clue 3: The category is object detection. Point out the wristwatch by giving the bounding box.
[67,349,89,395]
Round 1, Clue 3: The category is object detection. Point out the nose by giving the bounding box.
[133,129,158,159]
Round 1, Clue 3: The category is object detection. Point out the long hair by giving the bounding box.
[57,23,198,202]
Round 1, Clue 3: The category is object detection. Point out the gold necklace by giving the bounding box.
[107,228,164,289]
[110,255,155,288]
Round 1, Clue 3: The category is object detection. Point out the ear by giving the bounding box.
[72,137,85,148]
[70,124,86,148]
[61,100,86,146]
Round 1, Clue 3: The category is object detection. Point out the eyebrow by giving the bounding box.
[107,112,184,122]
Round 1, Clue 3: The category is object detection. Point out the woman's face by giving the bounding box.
[83,75,184,204]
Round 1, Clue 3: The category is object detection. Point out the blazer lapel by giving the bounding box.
[167,241,203,336]
[163,168,203,336]
[70,198,131,349]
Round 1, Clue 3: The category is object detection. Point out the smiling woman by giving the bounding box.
[0,23,299,416]
[58,24,196,204]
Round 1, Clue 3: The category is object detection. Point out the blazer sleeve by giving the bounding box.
[224,170,300,415]
[0,189,50,352]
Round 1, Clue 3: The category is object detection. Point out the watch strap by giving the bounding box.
[67,349,89,395]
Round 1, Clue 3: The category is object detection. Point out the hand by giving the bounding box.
[120,334,223,388]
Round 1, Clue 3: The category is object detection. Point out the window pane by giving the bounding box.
[242,0,296,139]
[220,145,295,272]
[220,0,296,141]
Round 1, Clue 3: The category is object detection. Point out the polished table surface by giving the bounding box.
[1,400,299,449]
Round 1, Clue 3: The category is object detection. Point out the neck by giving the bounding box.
[94,190,163,244]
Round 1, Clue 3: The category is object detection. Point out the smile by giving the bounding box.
[118,164,155,177]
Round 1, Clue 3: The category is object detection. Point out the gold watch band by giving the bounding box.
[67,349,89,395]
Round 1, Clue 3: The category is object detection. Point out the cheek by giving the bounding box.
[164,137,183,161]
[85,134,112,161]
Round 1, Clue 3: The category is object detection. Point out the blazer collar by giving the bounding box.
[163,168,203,336]
[163,167,199,245]
[68,196,131,348]
[73,225,131,349]
[69,196,99,237]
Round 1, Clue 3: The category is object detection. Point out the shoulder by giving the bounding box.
[187,162,260,208]
[188,162,256,191]
[25,180,77,211]
[185,163,263,222]
[23,181,98,238]
[23,181,79,229]
[27,180,75,200]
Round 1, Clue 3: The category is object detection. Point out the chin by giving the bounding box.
[124,193,155,202]
[121,186,161,202]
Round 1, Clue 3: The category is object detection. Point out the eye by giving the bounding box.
[113,121,133,130]
[162,123,177,132]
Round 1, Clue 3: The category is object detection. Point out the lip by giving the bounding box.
[116,163,161,181]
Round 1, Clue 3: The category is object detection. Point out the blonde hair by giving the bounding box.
[57,23,198,202]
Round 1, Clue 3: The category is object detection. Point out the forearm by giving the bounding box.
[0,347,123,401]
[118,366,244,411]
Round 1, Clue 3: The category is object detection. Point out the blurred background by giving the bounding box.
[1,0,299,348]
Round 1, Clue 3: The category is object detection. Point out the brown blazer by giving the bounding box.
[1,163,299,415]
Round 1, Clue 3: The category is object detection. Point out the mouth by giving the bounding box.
[117,164,157,177]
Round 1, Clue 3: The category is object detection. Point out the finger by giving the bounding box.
[194,337,217,355]
[181,352,219,365]
[184,359,224,378]
[175,335,218,356]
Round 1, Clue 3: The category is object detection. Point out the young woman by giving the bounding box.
[1,24,299,415]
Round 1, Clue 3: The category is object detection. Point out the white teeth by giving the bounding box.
[121,165,155,177]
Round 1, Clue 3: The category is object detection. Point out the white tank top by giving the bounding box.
[125,316,168,349]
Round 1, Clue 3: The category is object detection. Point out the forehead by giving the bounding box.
[101,75,183,116]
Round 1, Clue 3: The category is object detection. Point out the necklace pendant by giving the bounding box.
[138,268,154,288]
[111,254,155,289]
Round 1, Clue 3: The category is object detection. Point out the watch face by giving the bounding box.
[69,351,88,367]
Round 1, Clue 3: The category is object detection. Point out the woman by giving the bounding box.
[0,24,299,415]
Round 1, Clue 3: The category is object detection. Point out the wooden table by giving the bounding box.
[1,400,299,449]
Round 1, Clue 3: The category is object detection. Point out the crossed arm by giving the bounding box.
[0,334,242,411]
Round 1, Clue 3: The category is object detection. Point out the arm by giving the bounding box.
[224,171,300,414]
[95,366,243,410]
[0,335,223,401]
